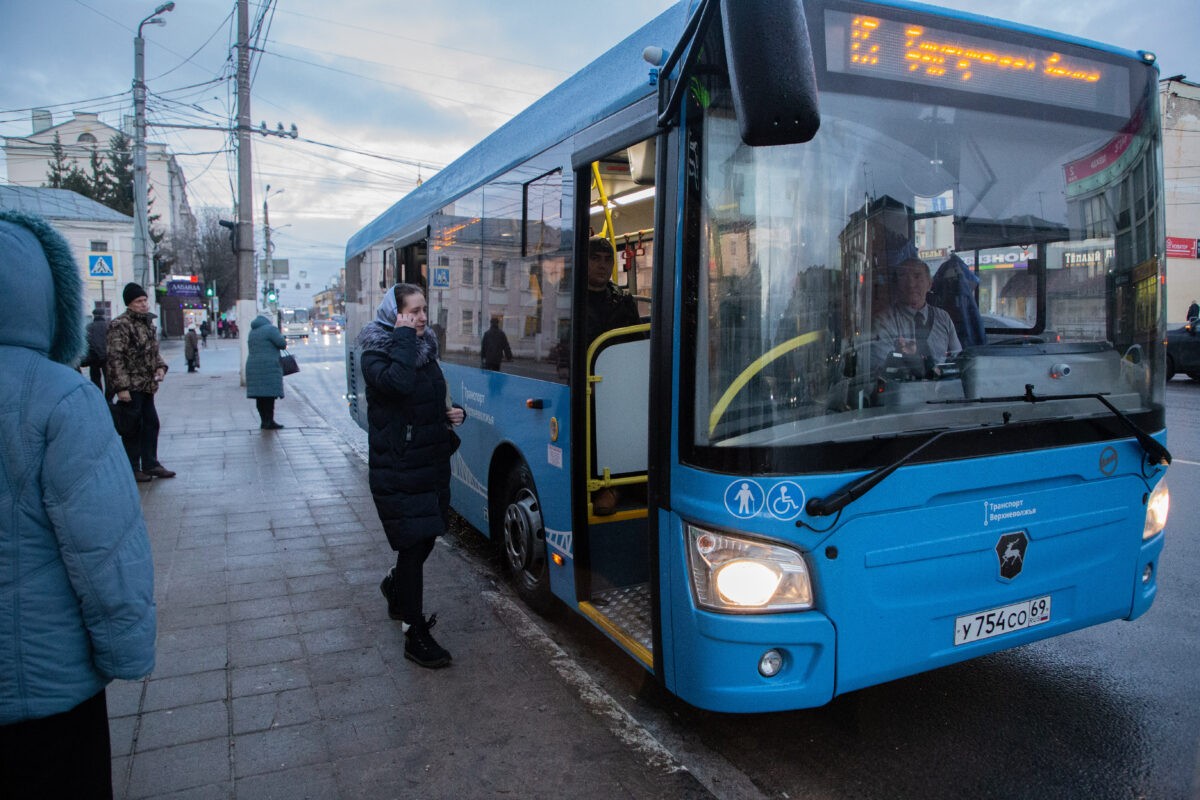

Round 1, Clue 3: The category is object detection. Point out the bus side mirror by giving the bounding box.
[720,0,820,146]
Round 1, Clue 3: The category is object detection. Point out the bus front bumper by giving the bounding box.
[666,604,837,713]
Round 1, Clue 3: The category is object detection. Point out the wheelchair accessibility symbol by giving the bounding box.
[724,480,765,519]
[765,481,806,521]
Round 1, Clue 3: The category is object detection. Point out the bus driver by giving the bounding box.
[872,257,961,379]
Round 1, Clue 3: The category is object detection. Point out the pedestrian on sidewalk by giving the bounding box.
[184,325,200,372]
[0,211,156,800]
[199,318,210,347]
[82,306,108,394]
[246,314,287,430]
[106,282,176,483]
[358,283,465,669]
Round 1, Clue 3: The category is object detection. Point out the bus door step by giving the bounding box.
[580,583,653,667]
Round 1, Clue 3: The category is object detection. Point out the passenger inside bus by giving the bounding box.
[585,237,639,340]
[871,257,962,380]
[586,236,641,516]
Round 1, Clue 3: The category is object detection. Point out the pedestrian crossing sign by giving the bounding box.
[88,253,115,278]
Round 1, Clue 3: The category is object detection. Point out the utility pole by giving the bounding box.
[235,0,255,383]
[133,2,174,313]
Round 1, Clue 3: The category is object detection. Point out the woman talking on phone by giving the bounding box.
[357,283,465,668]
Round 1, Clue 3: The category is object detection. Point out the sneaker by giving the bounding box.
[379,568,404,621]
[133,471,153,483]
[144,465,176,478]
[404,614,451,669]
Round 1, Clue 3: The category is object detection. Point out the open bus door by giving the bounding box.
[572,137,659,668]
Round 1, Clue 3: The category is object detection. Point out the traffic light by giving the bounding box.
[266,283,277,303]
[218,219,237,253]
[205,285,214,297]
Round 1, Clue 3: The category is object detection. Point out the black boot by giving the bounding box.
[379,568,403,621]
[404,614,451,669]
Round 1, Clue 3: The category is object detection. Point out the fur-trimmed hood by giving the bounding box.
[0,211,85,365]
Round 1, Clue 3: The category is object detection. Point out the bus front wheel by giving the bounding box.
[501,466,554,614]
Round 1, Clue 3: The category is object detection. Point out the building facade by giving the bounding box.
[1161,77,1200,323]
[0,186,136,323]
[2,109,197,275]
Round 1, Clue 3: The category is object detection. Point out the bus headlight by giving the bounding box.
[1143,478,1169,540]
[687,525,813,612]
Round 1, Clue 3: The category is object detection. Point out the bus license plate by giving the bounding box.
[954,595,1051,646]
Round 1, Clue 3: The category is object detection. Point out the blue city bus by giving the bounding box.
[344,0,1170,712]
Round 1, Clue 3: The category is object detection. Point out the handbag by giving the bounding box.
[280,350,300,376]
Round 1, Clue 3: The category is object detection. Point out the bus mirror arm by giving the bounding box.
[805,429,952,517]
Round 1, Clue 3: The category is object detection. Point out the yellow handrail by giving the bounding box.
[707,330,823,435]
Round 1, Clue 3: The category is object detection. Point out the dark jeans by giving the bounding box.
[255,397,277,426]
[121,391,161,472]
[394,538,437,625]
[88,362,105,393]
[0,689,112,799]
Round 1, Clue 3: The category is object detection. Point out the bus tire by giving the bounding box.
[501,465,555,614]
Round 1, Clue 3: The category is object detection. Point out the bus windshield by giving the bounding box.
[685,25,1163,467]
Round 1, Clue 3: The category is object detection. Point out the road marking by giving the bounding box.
[1173,458,1200,466]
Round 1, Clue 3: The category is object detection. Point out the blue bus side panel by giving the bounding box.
[443,363,577,605]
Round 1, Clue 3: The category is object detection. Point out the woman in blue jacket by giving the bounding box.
[0,212,156,798]
[245,314,287,429]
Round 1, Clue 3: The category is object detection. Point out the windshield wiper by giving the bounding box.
[929,383,1171,467]
[805,427,959,517]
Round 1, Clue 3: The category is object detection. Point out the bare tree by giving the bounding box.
[195,209,239,312]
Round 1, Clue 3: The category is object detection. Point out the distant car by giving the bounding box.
[1166,321,1200,381]
[314,318,342,335]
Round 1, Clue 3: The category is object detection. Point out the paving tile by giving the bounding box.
[136,701,229,752]
[107,679,147,718]
[230,660,310,698]
[227,577,288,602]
[155,622,228,654]
[228,634,305,668]
[126,738,230,798]
[306,647,388,685]
[228,613,298,642]
[233,724,331,778]
[234,762,338,800]
[151,644,230,679]
[313,675,400,719]
[231,687,321,735]
[143,670,228,713]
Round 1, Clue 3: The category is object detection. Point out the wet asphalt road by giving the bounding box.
[292,334,1200,800]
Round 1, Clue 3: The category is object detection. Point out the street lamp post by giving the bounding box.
[262,185,283,311]
[133,1,175,301]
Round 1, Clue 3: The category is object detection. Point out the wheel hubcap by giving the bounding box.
[504,488,544,574]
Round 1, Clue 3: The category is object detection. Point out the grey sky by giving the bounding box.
[1,0,1195,302]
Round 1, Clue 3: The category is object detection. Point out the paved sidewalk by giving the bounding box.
[109,338,709,799]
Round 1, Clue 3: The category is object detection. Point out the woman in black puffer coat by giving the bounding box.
[358,283,464,668]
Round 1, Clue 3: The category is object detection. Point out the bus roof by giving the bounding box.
[345,3,688,263]
[345,0,1150,264]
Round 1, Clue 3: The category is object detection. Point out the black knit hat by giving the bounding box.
[123,282,147,305]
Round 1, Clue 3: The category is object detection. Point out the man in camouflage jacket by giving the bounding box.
[105,283,175,482]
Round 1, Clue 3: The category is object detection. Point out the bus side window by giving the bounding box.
[381,248,395,289]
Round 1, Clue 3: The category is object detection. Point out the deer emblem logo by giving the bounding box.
[995,532,1029,581]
